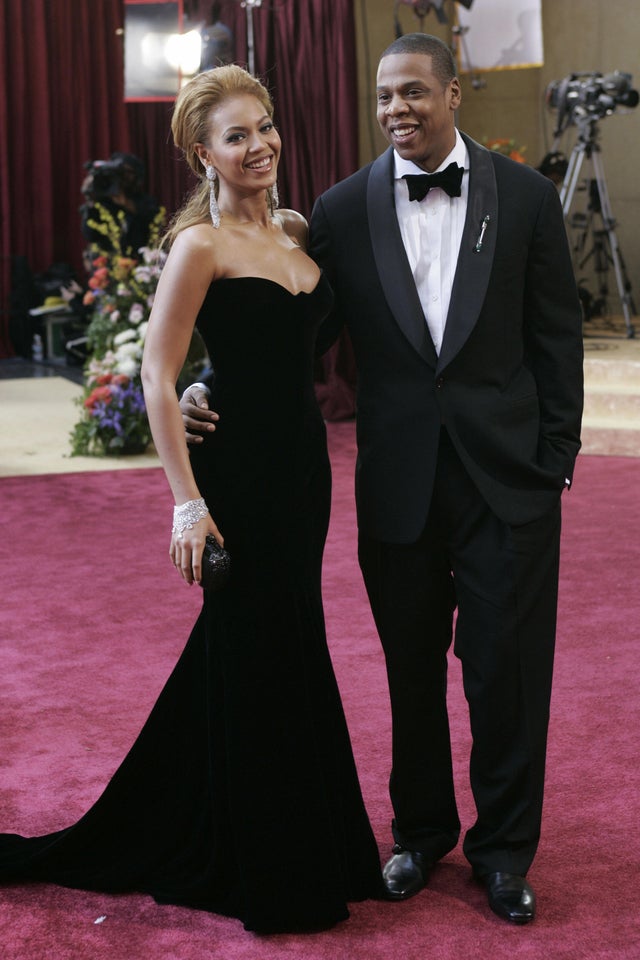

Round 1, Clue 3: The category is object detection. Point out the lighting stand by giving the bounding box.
[239,0,263,76]
[451,24,486,90]
[558,116,636,338]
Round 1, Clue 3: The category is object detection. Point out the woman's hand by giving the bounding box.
[170,516,224,585]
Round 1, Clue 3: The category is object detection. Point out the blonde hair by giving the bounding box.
[164,65,274,244]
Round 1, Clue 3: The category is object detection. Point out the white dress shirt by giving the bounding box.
[393,130,469,354]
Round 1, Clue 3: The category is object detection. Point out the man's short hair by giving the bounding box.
[380,33,456,87]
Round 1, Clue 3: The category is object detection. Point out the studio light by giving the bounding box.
[124,0,199,102]
[164,29,202,77]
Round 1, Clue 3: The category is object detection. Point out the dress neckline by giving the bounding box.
[215,272,323,298]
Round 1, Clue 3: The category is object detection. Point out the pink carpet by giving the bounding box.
[0,421,639,959]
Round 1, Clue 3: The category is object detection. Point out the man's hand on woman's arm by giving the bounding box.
[179,383,219,445]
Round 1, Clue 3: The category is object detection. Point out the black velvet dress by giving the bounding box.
[0,274,382,933]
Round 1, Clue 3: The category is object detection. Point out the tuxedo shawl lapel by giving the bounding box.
[367,148,437,368]
[437,134,498,373]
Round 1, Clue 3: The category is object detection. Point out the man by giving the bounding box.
[80,152,162,257]
[181,34,583,924]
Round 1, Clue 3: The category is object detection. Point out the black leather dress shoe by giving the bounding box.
[382,845,433,900]
[474,871,536,924]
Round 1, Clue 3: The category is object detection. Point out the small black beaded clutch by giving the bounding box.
[201,535,231,592]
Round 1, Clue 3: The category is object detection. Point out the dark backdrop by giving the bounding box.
[0,0,359,365]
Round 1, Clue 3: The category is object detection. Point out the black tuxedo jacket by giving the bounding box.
[309,134,584,543]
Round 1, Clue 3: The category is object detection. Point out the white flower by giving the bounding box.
[113,341,142,378]
[129,303,145,324]
[133,266,152,284]
[115,341,142,360]
[113,328,137,346]
[137,321,149,342]
[110,310,120,324]
[140,246,167,268]
[86,352,116,385]
[115,356,139,378]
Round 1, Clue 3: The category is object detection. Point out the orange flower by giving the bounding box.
[483,137,527,164]
[112,257,137,281]
[84,385,113,409]
[88,267,110,290]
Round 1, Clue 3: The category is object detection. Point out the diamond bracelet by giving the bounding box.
[172,497,209,536]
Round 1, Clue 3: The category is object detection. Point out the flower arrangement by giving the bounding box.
[71,202,210,456]
[483,137,528,164]
[70,203,166,456]
[78,373,150,454]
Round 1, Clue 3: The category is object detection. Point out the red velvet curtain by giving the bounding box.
[1,0,359,402]
[0,0,131,357]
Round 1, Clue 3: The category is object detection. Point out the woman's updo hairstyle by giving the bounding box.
[165,65,274,242]
[172,64,273,178]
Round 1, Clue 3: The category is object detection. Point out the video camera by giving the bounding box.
[82,153,145,203]
[545,71,639,137]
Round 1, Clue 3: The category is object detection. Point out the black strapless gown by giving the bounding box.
[0,275,381,933]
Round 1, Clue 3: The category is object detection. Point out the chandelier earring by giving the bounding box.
[269,182,280,215]
[205,163,220,229]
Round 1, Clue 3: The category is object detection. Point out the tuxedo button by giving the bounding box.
[436,377,444,388]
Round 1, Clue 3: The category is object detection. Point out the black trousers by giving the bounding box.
[358,430,561,876]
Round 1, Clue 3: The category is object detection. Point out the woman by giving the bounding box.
[0,66,381,933]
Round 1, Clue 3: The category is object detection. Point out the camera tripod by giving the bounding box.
[556,116,636,338]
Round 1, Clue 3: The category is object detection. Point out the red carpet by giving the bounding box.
[1,421,639,959]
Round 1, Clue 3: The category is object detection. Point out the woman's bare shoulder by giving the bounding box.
[167,223,225,277]
[161,223,224,291]
[172,221,218,252]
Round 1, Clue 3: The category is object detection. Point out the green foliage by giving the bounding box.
[70,204,209,456]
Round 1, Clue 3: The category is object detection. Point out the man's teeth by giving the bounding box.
[394,126,416,137]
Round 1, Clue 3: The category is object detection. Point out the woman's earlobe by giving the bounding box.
[195,146,209,169]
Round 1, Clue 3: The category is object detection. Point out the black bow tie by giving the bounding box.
[403,162,464,201]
